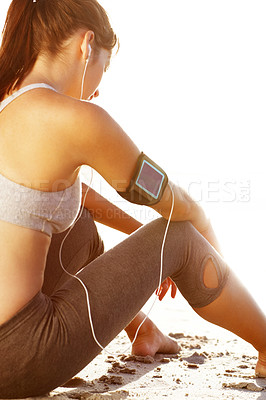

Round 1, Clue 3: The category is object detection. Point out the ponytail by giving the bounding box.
[0,0,38,101]
[0,0,118,102]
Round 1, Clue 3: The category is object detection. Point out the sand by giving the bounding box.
[15,293,266,400]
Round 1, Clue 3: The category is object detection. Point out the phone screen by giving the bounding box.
[136,160,165,199]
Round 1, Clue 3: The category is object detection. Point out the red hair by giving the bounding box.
[0,0,118,101]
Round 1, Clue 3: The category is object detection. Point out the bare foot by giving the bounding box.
[125,311,181,357]
[255,352,266,377]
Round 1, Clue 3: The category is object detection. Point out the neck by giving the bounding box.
[19,54,82,99]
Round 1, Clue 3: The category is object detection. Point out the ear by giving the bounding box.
[81,31,94,60]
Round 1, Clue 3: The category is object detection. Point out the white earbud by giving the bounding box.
[87,44,92,60]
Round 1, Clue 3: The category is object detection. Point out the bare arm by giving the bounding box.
[81,183,143,235]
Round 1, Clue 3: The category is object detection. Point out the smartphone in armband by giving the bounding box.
[117,152,168,206]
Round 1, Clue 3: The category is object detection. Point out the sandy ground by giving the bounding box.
[19,291,266,400]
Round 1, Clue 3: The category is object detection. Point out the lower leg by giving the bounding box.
[194,269,266,376]
[124,311,181,357]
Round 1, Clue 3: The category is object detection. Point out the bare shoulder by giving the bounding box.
[33,91,140,190]
[1,88,140,190]
[13,89,141,190]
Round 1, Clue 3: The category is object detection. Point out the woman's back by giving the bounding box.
[0,86,81,325]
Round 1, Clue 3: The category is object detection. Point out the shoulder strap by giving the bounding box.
[0,83,56,112]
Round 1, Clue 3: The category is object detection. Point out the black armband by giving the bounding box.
[117,152,168,206]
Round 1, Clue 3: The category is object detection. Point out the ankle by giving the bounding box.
[125,313,156,342]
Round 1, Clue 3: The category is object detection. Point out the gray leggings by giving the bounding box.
[0,209,229,398]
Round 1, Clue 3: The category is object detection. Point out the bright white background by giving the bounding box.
[1,1,266,308]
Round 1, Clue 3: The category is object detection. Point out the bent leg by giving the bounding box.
[0,218,204,397]
[43,208,178,357]
[1,218,265,398]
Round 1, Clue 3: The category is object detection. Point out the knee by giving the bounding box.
[196,253,230,307]
[203,257,219,288]
[169,222,230,308]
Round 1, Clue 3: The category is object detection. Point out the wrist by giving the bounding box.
[195,216,222,255]
[190,203,209,233]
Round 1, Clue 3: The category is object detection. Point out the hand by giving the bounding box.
[155,277,177,301]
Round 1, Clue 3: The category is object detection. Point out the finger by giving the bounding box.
[171,282,177,298]
[158,283,170,301]
[158,291,165,301]
[156,280,167,296]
